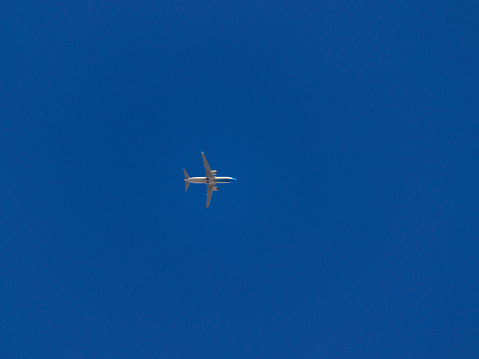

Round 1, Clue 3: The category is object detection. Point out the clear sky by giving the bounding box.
[1,1,478,358]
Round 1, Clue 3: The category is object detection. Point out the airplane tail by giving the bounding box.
[183,168,190,192]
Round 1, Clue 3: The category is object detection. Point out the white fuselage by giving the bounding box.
[186,177,236,184]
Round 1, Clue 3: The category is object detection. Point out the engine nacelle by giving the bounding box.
[210,170,217,175]
[212,186,219,191]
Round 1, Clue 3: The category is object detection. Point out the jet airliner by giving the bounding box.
[183,152,236,207]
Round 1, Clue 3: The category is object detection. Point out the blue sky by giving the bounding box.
[1,1,478,358]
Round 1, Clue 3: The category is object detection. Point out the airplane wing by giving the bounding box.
[206,185,213,207]
[201,152,214,178]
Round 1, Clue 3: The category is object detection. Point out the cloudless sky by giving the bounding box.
[1,1,478,358]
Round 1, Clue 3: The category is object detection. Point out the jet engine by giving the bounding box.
[212,186,219,191]
[211,170,217,175]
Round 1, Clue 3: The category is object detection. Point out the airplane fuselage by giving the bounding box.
[186,177,236,184]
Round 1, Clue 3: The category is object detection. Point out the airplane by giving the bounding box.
[183,152,236,207]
